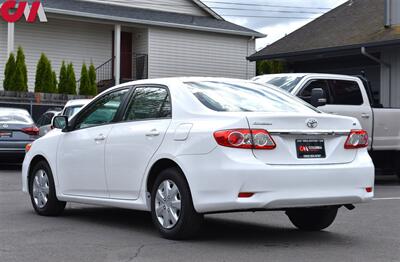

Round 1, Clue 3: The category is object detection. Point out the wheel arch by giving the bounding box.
[146,158,188,193]
[28,155,51,194]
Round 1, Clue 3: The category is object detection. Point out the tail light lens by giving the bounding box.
[214,129,276,150]
[345,130,368,149]
[22,126,39,136]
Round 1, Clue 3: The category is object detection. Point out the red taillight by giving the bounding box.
[238,192,254,198]
[366,187,373,193]
[214,129,276,150]
[344,130,368,149]
[22,126,39,136]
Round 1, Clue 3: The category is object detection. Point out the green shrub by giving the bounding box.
[58,61,68,94]
[15,47,28,91]
[79,63,90,96]
[52,71,58,93]
[66,63,77,95]
[88,63,97,96]
[3,53,16,91]
[35,53,57,93]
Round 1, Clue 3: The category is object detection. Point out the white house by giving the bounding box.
[0,0,263,92]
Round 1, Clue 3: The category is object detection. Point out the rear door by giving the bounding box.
[105,85,172,200]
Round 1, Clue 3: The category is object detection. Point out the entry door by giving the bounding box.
[112,31,133,81]
[121,32,133,80]
[105,86,172,200]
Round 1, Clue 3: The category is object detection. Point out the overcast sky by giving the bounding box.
[202,0,348,50]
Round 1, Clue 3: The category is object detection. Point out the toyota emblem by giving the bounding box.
[306,119,318,129]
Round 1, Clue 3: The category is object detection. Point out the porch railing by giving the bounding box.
[77,54,148,92]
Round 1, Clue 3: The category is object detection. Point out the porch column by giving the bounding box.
[7,23,15,55]
[114,24,121,85]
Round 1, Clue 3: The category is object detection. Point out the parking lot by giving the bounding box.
[0,167,399,262]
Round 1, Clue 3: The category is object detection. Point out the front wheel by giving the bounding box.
[286,207,338,231]
[151,167,203,240]
[29,160,66,216]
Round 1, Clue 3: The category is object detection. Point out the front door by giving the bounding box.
[112,31,133,82]
[57,88,130,198]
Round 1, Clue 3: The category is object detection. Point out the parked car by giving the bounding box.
[0,107,39,164]
[253,73,400,179]
[36,109,62,137]
[22,78,374,239]
[61,99,91,119]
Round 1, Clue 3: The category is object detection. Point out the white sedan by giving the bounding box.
[22,78,374,239]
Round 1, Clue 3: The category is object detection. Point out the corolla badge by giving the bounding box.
[306,119,318,129]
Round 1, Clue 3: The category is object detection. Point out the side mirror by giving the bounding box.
[310,88,327,107]
[52,116,68,130]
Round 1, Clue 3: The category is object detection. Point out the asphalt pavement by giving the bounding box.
[0,166,399,262]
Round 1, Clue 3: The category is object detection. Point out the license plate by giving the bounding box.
[296,139,326,159]
[0,131,12,138]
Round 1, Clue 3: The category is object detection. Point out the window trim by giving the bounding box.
[68,87,132,132]
[119,84,173,124]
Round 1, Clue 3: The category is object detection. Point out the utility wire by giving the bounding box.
[209,6,323,14]
[204,1,331,10]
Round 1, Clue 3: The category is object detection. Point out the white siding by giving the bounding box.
[0,23,7,90]
[381,48,400,107]
[14,18,113,91]
[148,27,256,79]
[82,0,208,16]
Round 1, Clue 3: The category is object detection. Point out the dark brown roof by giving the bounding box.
[249,0,400,61]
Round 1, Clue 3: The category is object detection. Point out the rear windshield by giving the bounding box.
[185,81,318,113]
[0,109,33,124]
[265,76,304,92]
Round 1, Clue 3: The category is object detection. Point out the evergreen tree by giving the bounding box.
[3,53,16,91]
[35,53,48,92]
[79,63,90,96]
[88,63,97,96]
[15,46,28,91]
[52,71,58,93]
[58,61,68,94]
[66,63,77,95]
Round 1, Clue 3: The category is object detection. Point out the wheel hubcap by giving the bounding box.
[155,180,182,229]
[32,169,50,209]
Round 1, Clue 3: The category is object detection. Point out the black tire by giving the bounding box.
[151,167,203,240]
[286,207,338,231]
[29,160,66,216]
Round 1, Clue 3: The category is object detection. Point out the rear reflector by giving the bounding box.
[214,129,276,150]
[238,192,254,198]
[345,130,368,149]
[366,187,373,193]
[22,126,39,136]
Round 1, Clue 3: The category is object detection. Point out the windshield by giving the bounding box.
[264,76,304,92]
[0,109,33,124]
[64,105,84,118]
[185,81,318,113]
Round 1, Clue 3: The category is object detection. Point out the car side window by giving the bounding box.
[299,80,330,104]
[75,89,129,130]
[328,80,363,105]
[124,87,171,121]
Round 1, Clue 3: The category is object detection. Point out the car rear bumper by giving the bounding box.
[0,141,31,164]
[176,147,375,213]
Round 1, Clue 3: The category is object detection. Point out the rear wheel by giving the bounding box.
[151,167,203,240]
[286,207,338,231]
[29,161,66,216]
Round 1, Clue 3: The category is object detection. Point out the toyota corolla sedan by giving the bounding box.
[22,78,374,239]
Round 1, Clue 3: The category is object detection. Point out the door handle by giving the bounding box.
[146,129,160,137]
[361,113,370,119]
[94,134,106,142]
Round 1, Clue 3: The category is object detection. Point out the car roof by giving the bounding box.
[64,99,92,107]
[0,107,30,115]
[253,73,360,80]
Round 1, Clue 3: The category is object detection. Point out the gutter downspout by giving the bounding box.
[361,47,392,107]
[385,0,391,28]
